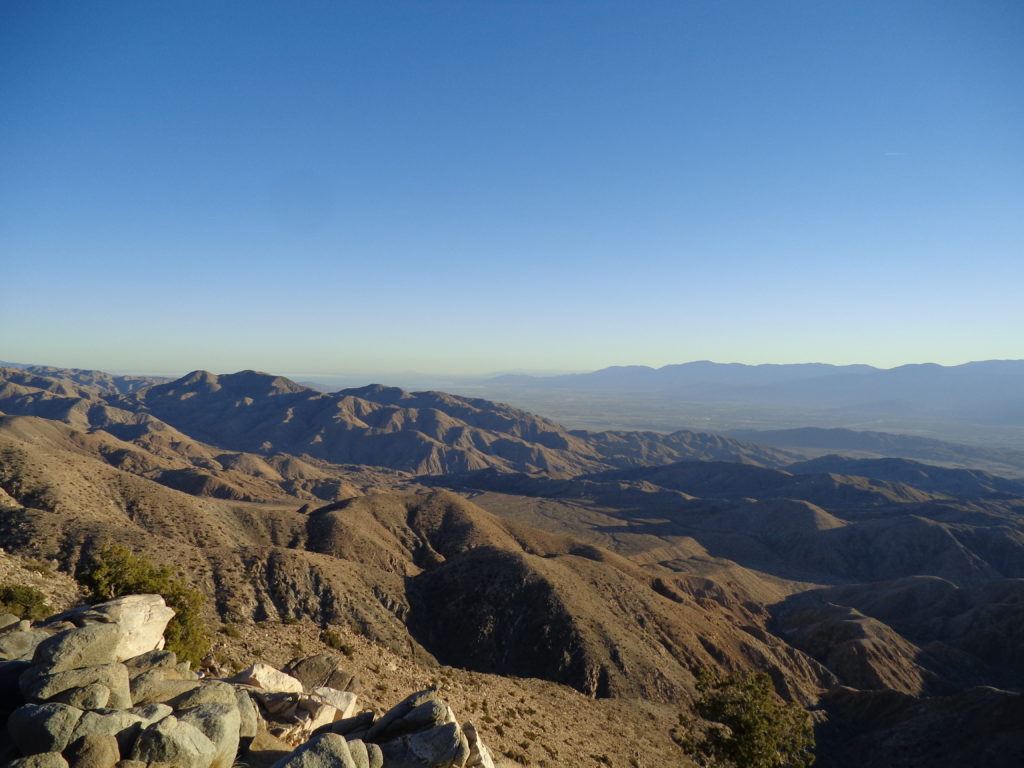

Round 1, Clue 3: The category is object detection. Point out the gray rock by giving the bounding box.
[168,681,238,710]
[127,703,173,727]
[282,654,359,693]
[129,715,217,768]
[178,702,240,768]
[56,596,174,662]
[129,671,201,706]
[32,624,121,673]
[7,702,84,755]
[64,732,121,768]
[316,711,373,738]
[50,682,110,709]
[0,630,52,662]
[366,690,452,743]
[367,741,384,768]
[123,649,177,672]
[21,663,131,709]
[113,762,146,768]
[0,613,22,631]
[233,687,259,741]
[5,752,70,768]
[69,709,148,755]
[463,722,495,768]
[346,738,370,768]
[378,722,470,768]
[269,732,357,768]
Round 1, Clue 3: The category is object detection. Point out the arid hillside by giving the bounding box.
[1,365,1023,767]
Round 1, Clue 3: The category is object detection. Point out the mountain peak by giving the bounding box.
[338,383,410,403]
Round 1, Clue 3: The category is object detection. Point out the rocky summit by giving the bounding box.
[0,594,495,768]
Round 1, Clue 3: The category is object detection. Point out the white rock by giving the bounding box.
[89,595,175,661]
[464,721,496,768]
[232,663,304,694]
[311,687,358,720]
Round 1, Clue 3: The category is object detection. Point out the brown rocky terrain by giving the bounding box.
[0,367,795,477]
[1,364,1023,767]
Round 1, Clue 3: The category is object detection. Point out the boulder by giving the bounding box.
[64,732,121,768]
[310,687,358,719]
[378,722,470,768]
[178,702,241,768]
[234,687,259,742]
[319,711,373,738]
[129,715,217,768]
[69,709,149,754]
[463,722,495,768]
[0,630,52,662]
[129,670,201,706]
[127,703,174,727]
[366,690,454,743]
[0,613,22,631]
[50,682,110,709]
[282,655,359,693]
[230,663,304,694]
[346,738,384,768]
[7,702,83,755]
[61,596,174,661]
[123,649,177,673]
[32,624,121,672]
[169,681,238,710]
[21,662,131,709]
[269,732,357,768]
[1,619,32,634]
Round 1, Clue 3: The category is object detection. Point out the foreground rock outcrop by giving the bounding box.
[0,595,495,768]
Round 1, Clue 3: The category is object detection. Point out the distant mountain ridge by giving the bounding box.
[730,427,1024,477]
[468,359,1024,459]
[0,366,795,477]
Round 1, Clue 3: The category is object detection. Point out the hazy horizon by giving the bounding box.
[4,355,1023,383]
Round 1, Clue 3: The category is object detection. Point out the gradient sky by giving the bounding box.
[2,1,1022,376]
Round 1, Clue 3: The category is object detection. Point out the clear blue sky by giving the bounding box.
[2,1,1021,376]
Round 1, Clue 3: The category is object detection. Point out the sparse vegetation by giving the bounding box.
[76,543,210,666]
[0,583,50,620]
[320,628,354,657]
[679,669,815,768]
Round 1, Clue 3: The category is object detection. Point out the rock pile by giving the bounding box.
[0,595,494,768]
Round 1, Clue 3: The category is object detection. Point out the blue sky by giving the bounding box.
[2,1,1021,376]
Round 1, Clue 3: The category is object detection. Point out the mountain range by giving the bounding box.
[465,359,1024,454]
[1,363,1023,767]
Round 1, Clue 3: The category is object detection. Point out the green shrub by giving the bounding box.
[680,669,815,768]
[0,583,51,620]
[76,544,210,667]
[320,629,354,657]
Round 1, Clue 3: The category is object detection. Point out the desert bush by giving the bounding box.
[76,543,210,666]
[320,628,354,657]
[680,668,815,768]
[0,583,51,620]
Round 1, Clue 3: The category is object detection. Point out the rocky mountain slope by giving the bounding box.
[0,367,794,477]
[2,364,1024,767]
